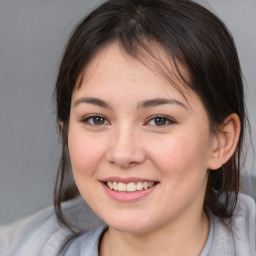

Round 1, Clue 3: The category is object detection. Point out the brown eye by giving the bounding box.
[146,115,175,127]
[93,116,105,125]
[154,117,167,126]
[82,115,109,126]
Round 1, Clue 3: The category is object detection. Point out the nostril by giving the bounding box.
[105,136,146,167]
[108,159,139,168]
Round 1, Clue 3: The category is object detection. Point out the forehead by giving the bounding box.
[71,43,210,124]
[75,42,192,99]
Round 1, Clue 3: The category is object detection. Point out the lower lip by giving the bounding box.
[101,182,158,202]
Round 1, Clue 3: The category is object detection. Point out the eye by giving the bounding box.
[82,115,110,126]
[146,115,175,127]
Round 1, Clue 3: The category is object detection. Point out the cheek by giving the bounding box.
[148,130,211,178]
[68,129,106,177]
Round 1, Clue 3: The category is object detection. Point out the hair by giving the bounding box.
[54,0,247,231]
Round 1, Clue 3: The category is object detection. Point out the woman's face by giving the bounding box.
[68,43,216,233]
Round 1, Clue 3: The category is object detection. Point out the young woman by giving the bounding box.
[2,0,255,255]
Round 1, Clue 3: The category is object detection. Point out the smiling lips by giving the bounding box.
[102,178,158,202]
[106,181,155,192]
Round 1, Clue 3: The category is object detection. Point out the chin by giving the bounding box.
[105,214,154,234]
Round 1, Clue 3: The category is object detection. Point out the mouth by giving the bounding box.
[104,181,158,192]
[101,178,159,202]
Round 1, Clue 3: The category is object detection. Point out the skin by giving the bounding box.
[68,43,239,256]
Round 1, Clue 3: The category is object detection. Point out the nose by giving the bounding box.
[106,126,146,168]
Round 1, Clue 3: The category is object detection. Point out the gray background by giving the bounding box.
[0,0,255,224]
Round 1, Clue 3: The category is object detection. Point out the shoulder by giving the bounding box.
[64,225,107,256]
[0,211,42,255]
[235,193,255,220]
[231,193,256,254]
[0,204,68,256]
[209,193,256,256]
[0,196,104,256]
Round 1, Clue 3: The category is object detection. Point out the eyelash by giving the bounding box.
[81,114,110,126]
[81,114,176,127]
[145,115,176,127]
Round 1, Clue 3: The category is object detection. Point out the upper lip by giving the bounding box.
[101,176,158,184]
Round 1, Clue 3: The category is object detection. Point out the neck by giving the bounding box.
[99,210,209,256]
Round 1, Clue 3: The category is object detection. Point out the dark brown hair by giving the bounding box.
[54,0,247,230]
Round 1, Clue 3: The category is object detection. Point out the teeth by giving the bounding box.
[148,182,154,187]
[107,181,113,189]
[136,182,143,191]
[143,182,148,189]
[113,181,118,191]
[118,182,126,192]
[127,182,136,192]
[106,181,155,192]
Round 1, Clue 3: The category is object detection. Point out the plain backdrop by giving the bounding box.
[0,0,255,224]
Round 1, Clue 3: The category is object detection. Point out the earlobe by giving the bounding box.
[207,113,241,170]
[59,121,64,132]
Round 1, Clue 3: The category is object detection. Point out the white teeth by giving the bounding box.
[106,181,155,192]
[107,181,113,189]
[143,182,148,189]
[148,182,154,188]
[136,182,143,191]
[126,182,136,192]
[118,182,126,192]
[113,181,118,191]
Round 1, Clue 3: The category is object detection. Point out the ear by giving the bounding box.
[59,121,63,132]
[207,113,241,170]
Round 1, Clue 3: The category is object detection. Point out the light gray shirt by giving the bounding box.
[1,193,255,256]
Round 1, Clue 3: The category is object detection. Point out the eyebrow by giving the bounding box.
[73,97,187,110]
[137,98,188,109]
[73,97,112,109]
